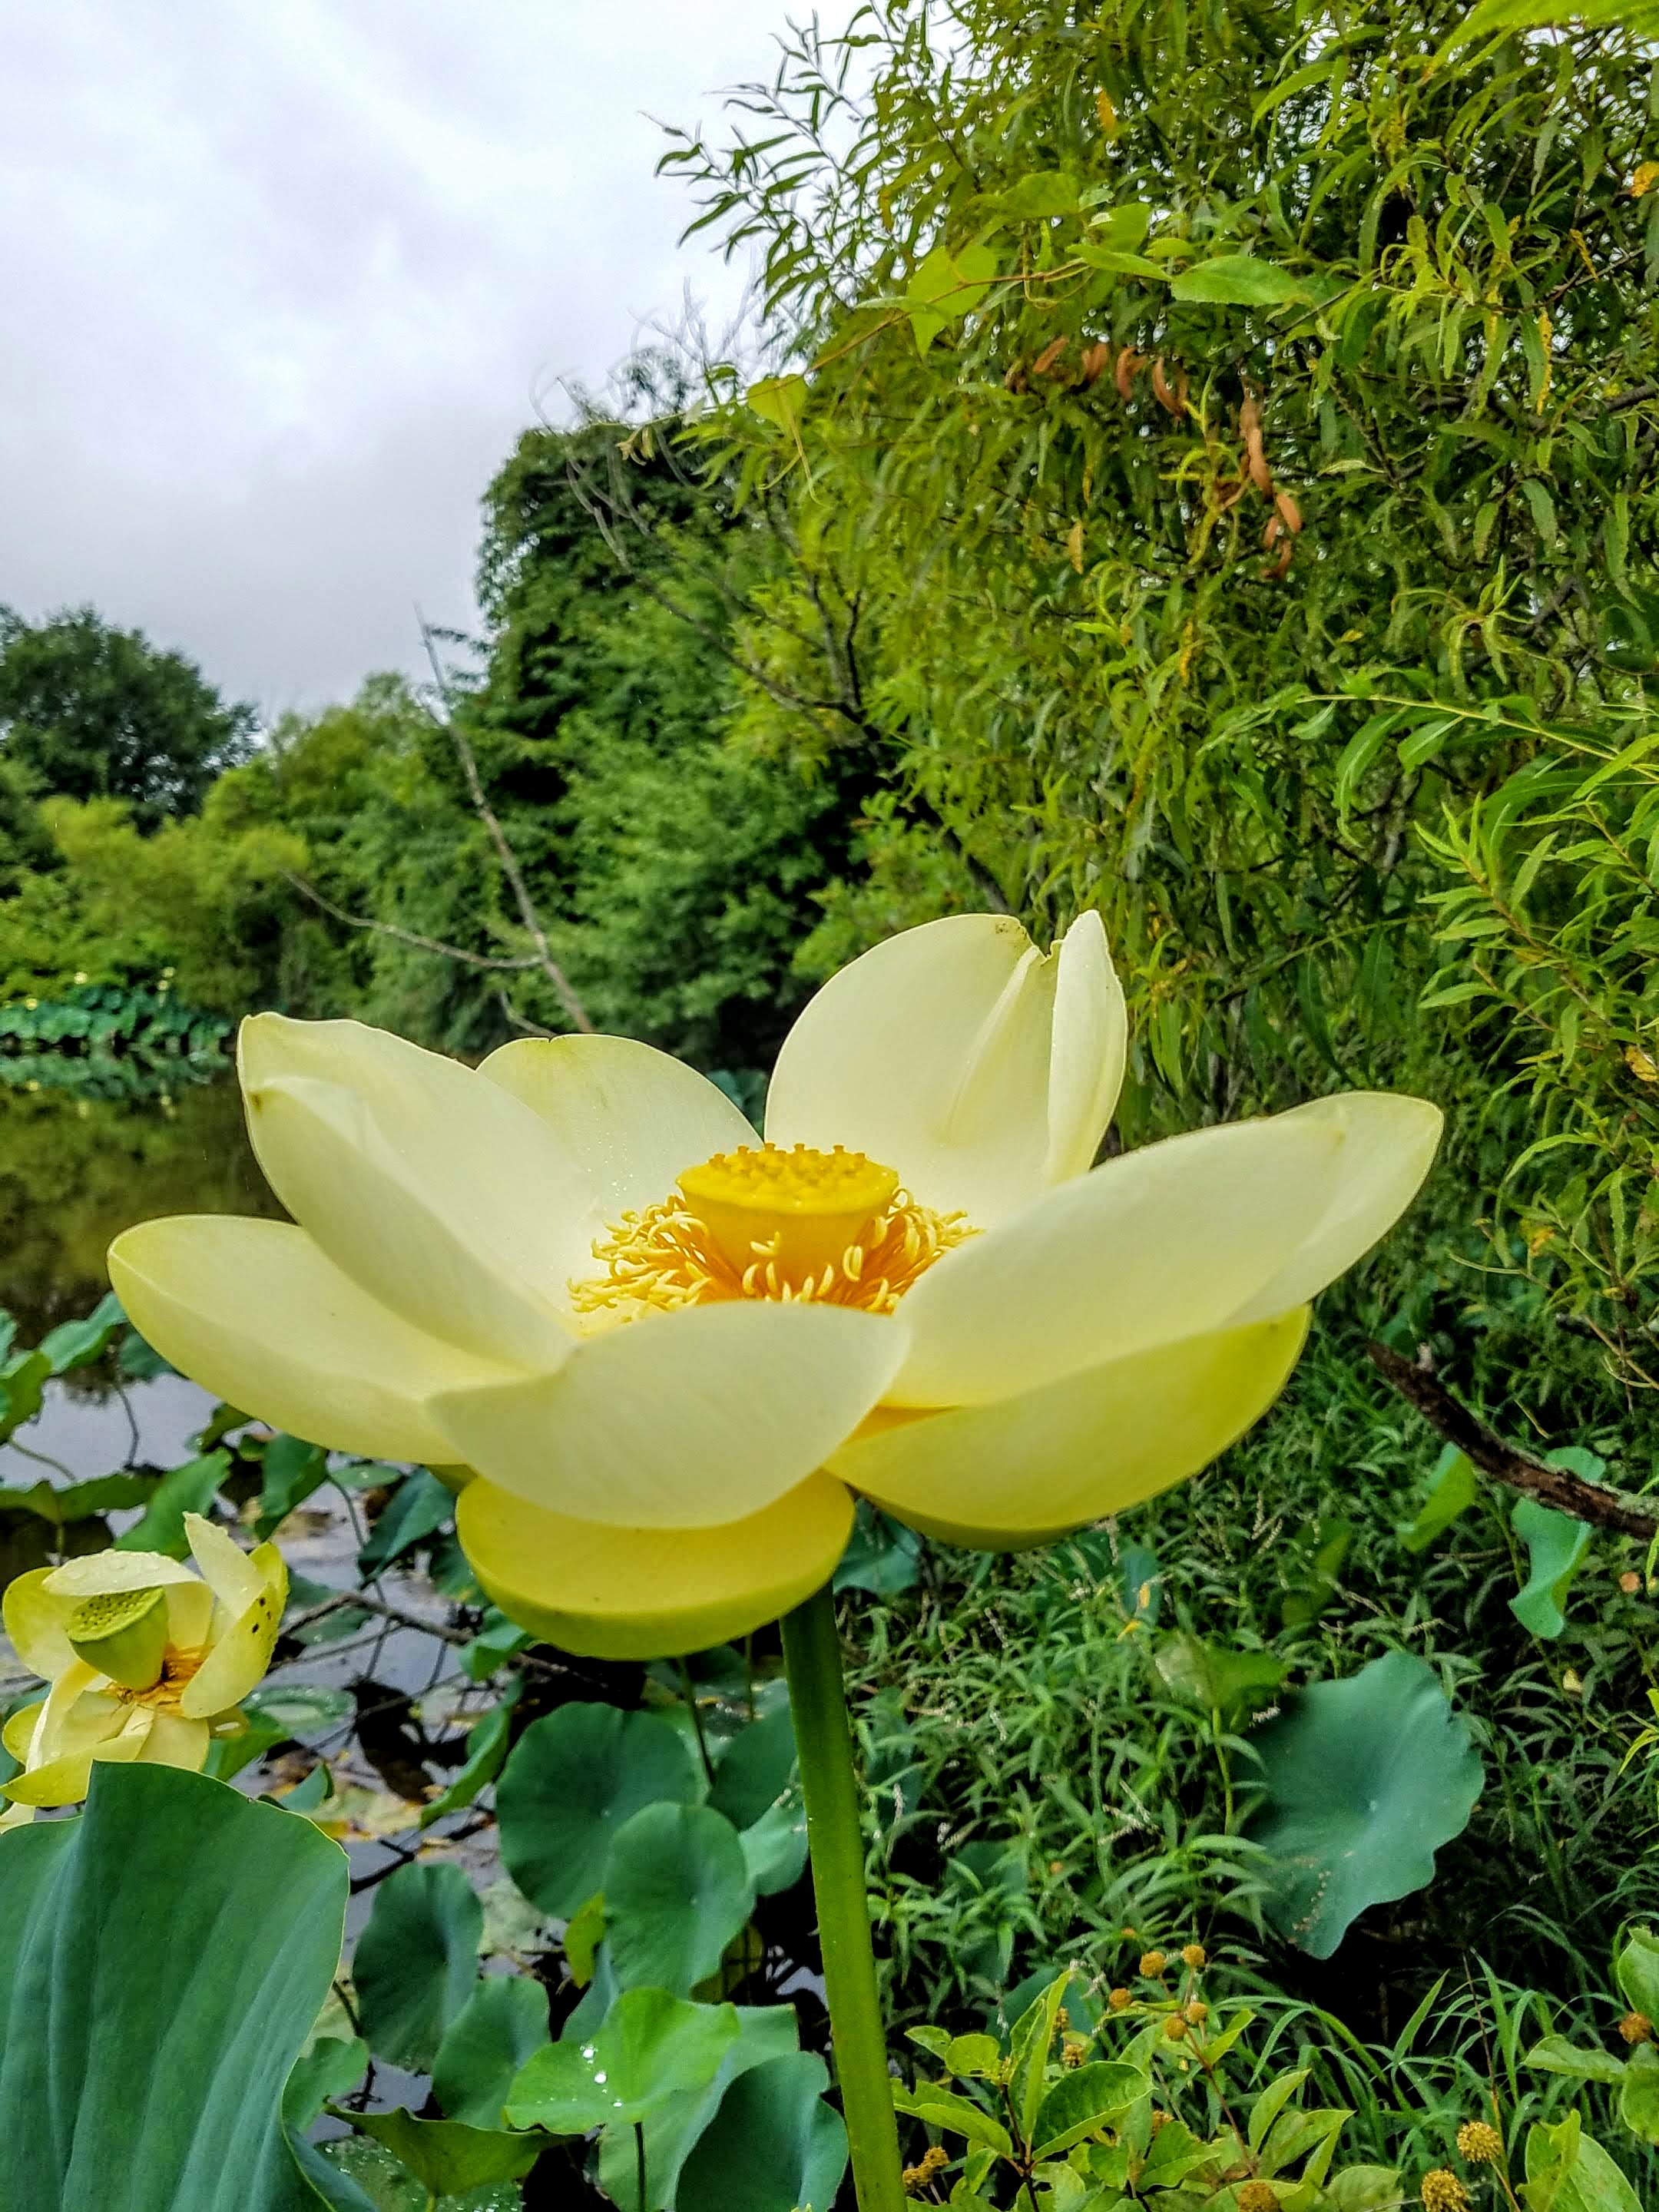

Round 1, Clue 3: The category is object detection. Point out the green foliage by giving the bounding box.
[1244,1651,1486,1959]
[666,0,1659,1389]
[0,604,255,827]
[0,1764,347,2212]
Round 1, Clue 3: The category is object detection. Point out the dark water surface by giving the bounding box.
[0,1076,503,1929]
[0,1075,276,1343]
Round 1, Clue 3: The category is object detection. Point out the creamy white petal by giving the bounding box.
[1226,1093,1444,1321]
[430,1300,906,1528]
[2,1569,79,1681]
[481,1035,757,1222]
[110,1216,518,1465]
[136,1712,212,1773]
[458,1472,854,1660]
[239,1014,588,1366]
[42,1552,198,1599]
[833,1312,1310,1545]
[184,1512,262,1618]
[766,913,1119,1226]
[1044,911,1128,1184]
[889,1111,1343,1406]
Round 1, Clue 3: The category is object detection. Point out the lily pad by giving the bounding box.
[354,1860,483,2070]
[676,2052,848,2212]
[604,1800,756,1996]
[505,1987,740,2134]
[334,2111,539,2196]
[433,1974,551,2129]
[497,1703,700,1918]
[1245,1650,1483,1958]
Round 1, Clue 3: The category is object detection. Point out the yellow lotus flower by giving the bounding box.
[1,1512,285,1829]
[108,913,1439,1660]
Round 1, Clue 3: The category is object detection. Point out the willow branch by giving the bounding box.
[283,873,541,972]
[1366,1341,1659,1540]
[416,619,595,1034]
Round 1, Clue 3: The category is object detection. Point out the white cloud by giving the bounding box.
[0,0,794,711]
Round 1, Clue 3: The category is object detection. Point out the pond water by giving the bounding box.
[0,1072,505,1945]
[0,1074,275,1341]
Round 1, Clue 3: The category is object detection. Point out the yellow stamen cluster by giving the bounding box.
[571,1141,975,1324]
[108,1643,208,1714]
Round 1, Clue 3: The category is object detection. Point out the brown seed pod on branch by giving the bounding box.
[1151,357,1187,415]
[1239,393,1273,495]
[1079,340,1113,386]
[1114,347,1146,403]
[1031,336,1069,377]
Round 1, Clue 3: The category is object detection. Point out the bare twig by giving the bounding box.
[1366,1340,1659,1539]
[283,873,542,972]
[495,990,555,1038]
[417,618,597,1034]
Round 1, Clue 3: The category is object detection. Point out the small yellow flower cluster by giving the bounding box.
[1237,2185,1277,2212]
[1456,2120,1503,2166]
[1619,2011,1654,2045]
[901,2144,949,2194]
[1420,2170,1470,2212]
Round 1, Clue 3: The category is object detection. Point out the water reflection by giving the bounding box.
[0,1078,277,1341]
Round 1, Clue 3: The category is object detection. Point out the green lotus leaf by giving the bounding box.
[596,2003,800,2212]
[333,2111,539,2196]
[0,1762,346,2212]
[1245,1650,1484,1958]
[505,1986,740,2134]
[604,1800,756,1997]
[353,1860,483,2071]
[432,1974,551,2129]
[676,2052,848,2212]
[497,1702,701,1918]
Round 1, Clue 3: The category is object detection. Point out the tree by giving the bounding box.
[669,0,1659,1389]
[0,606,256,829]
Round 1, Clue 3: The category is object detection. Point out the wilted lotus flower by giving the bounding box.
[109,913,1439,1657]
[1,1513,284,1828]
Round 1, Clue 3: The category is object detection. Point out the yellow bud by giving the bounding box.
[1184,1999,1208,2025]
[1108,1987,1133,2012]
[1139,1950,1167,1978]
[1620,2011,1654,2045]
[1161,2014,1187,2042]
[1181,1942,1207,1970]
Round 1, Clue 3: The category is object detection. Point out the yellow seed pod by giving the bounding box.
[1108,1987,1133,2012]
[1161,2013,1187,2042]
[1139,1950,1167,1978]
[1420,2171,1470,2212]
[1621,2011,1654,2045]
[1181,1942,1207,1970]
[1456,2120,1503,2165]
[1184,1999,1208,2025]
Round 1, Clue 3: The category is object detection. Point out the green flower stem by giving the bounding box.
[780,1580,906,2212]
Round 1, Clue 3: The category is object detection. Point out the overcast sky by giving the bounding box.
[0,1,801,717]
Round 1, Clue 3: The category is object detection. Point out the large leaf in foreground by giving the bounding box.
[1245,1650,1483,1958]
[0,1762,347,2212]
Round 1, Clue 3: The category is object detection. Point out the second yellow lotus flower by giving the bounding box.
[2,1512,286,1827]
[109,912,1439,1657]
